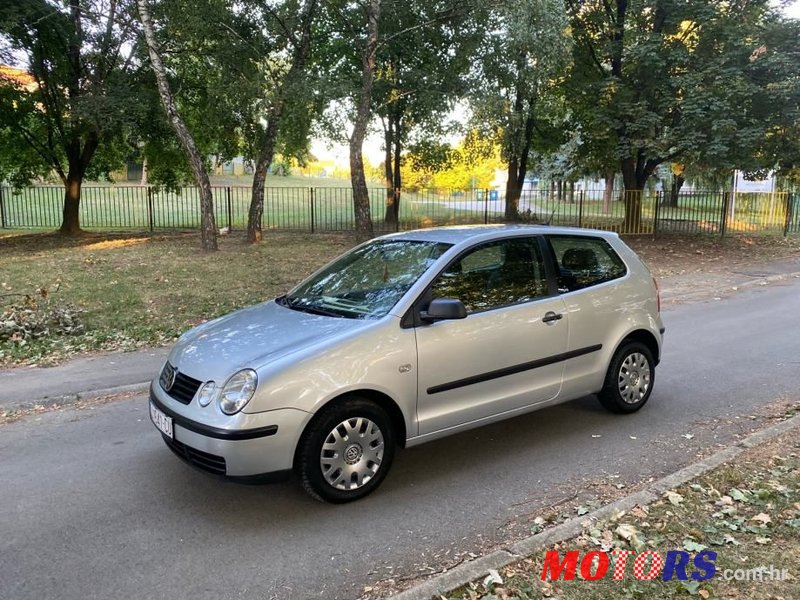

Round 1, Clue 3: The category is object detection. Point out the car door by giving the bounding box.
[544,234,630,398]
[414,236,569,436]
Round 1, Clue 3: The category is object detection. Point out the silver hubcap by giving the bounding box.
[320,417,384,490]
[618,352,651,404]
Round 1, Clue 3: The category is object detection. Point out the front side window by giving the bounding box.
[547,235,627,292]
[284,240,451,318]
[429,237,549,313]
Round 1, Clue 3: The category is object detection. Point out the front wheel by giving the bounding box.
[297,398,395,503]
[597,342,655,414]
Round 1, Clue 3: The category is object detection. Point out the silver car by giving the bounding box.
[149,225,664,502]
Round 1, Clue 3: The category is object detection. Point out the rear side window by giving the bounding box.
[547,236,627,293]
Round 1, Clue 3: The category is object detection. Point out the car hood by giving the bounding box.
[169,300,374,381]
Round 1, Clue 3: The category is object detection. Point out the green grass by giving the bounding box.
[0,231,356,365]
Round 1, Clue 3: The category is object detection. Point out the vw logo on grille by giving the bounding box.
[160,363,177,392]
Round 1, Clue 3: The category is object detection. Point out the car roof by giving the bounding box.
[380,224,619,245]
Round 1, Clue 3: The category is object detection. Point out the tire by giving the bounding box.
[296,398,395,503]
[597,341,655,414]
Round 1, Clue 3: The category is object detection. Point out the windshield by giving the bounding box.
[280,240,451,319]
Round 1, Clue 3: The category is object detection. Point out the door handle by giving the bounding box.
[543,311,563,324]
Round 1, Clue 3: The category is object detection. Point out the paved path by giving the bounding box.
[2,278,799,599]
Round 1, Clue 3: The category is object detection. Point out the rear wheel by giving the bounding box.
[598,342,655,414]
[297,398,395,503]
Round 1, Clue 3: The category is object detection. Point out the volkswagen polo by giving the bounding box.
[149,225,664,502]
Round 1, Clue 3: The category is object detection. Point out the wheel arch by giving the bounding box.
[616,328,661,365]
[292,389,408,469]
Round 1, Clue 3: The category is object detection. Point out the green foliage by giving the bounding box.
[470,0,571,171]
[566,0,800,189]
[401,137,503,190]
[0,1,141,183]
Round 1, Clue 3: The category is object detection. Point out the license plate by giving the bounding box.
[150,402,173,439]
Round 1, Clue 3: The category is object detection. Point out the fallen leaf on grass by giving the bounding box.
[484,569,503,587]
[751,513,772,526]
[683,540,707,552]
[666,491,685,506]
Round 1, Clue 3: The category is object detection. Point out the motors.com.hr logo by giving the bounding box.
[540,550,791,582]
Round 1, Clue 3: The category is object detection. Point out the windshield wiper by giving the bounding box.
[279,295,348,318]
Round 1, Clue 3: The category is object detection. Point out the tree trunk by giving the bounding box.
[247,120,279,243]
[602,172,615,213]
[138,0,217,251]
[246,0,317,243]
[388,130,401,227]
[621,156,657,233]
[57,131,98,236]
[349,0,380,240]
[504,158,522,221]
[567,181,575,204]
[60,175,83,236]
[504,89,535,221]
[140,157,148,186]
[666,174,684,207]
[383,113,401,227]
[383,118,394,221]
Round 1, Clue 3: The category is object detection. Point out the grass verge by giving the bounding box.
[445,419,800,600]
[0,230,354,366]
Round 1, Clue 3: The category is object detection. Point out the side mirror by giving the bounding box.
[420,298,467,322]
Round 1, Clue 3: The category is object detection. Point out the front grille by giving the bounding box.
[164,369,202,404]
[162,435,227,476]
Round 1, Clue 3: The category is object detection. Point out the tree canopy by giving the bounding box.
[1,0,798,239]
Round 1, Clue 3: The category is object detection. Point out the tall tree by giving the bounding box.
[245,0,319,243]
[471,0,570,220]
[137,0,217,250]
[374,0,484,226]
[0,0,140,235]
[348,0,380,239]
[566,0,791,230]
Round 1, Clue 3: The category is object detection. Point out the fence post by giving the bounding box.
[0,185,6,229]
[785,192,794,237]
[652,190,661,239]
[146,186,155,232]
[309,187,315,233]
[720,191,730,237]
[577,190,584,228]
[484,189,489,224]
[226,186,232,231]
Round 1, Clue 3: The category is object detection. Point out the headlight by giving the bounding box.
[218,370,258,415]
[196,381,216,407]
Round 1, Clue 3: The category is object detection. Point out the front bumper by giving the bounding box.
[149,384,311,478]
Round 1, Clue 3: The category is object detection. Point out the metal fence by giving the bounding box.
[0,184,797,237]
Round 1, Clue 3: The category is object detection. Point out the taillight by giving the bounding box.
[653,277,661,313]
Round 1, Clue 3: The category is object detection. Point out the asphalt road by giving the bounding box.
[2,279,799,600]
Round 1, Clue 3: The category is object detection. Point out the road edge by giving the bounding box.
[388,412,800,600]
[3,381,150,413]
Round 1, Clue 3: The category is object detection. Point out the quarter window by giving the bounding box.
[547,236,627,292]
[429,237,549,313]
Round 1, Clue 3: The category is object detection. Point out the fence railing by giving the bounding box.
[0,185,797,237]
